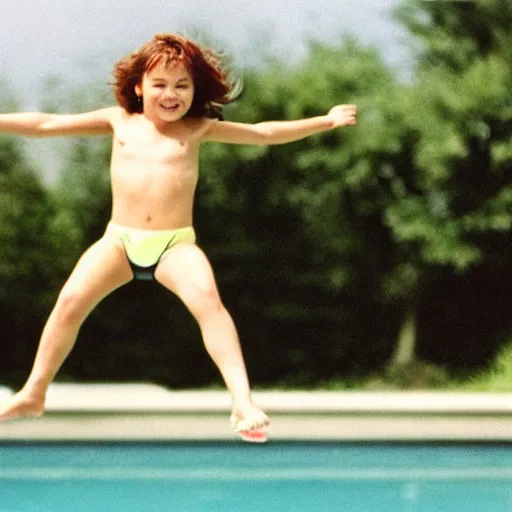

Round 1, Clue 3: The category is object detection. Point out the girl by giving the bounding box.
[0,33,356,442]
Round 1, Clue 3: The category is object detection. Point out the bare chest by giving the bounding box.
[111,127,200,192]
[113,127,195,164]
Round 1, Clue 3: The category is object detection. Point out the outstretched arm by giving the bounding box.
[202,104,357,145]
[0,107,118,137]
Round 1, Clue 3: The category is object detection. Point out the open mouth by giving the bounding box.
[160,102,181,113]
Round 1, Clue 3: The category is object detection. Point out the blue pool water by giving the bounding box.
[1,442,511,511]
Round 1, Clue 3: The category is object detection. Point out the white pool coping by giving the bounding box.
[2,383,512,414]
[1,383,512,442]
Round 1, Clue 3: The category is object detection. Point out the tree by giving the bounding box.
[0,131,83,385]
[383,0,512,373]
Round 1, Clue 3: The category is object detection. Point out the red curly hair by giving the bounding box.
[112,33,241,117]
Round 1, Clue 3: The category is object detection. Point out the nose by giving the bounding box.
[163,86,176,97]
[166,91,184,103]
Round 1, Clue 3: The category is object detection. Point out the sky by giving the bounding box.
[1,0,412,108]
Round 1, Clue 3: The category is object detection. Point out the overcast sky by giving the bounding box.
[2,0,411,109]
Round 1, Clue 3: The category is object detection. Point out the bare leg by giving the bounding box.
[0,233,133,421]
[155,243,268,431]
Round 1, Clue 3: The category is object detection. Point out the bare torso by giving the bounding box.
[108,108,211,230]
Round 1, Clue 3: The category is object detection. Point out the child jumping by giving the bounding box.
[0,33,357,442]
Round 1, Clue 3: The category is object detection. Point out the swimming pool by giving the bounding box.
[1,442,511,511]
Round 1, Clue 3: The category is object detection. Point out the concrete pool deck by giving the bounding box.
[1,383,511,442]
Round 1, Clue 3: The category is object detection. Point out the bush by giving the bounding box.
[462,339,512,391]
[363,360,450,390]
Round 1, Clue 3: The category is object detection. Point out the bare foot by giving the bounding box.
[231,404,269,442]
[231,404,269,430]
[0,391,45,421]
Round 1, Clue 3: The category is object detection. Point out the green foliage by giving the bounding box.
[458,339,512,391]
[0,134,84,384]
[395,0,512,72]
[55,137,112,243]
[0,138,77,302]
[365,360,450,390]
[370,3,508,320]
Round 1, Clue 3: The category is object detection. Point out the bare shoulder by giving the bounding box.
[189,116,215,133]
[70,105,121,122]
[101,106,128,124]
[177,116,217,141]
[200,117,222,137]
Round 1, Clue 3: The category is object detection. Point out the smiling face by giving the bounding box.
[135,61,195,125]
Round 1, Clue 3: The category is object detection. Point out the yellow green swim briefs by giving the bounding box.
[107,222,196,280]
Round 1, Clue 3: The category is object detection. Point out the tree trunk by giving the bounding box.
[388,302,417,370]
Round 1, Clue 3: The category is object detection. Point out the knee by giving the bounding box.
[183,284,223,320]
[53,288,89,326]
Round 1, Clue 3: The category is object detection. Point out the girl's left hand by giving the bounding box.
[327,104,357,127]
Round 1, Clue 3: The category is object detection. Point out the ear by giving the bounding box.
[134,83,142,97]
